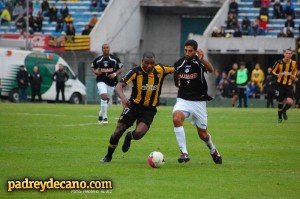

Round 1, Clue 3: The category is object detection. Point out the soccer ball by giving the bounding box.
[147,151,165,168]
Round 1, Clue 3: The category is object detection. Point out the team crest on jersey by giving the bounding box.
[104,61,108,67]
[185,68,190,73]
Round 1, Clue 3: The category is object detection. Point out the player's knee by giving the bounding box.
[198,129,208,140]
[173,114,183,127]
[100,94,108,100]
[286,98,293,105]
[132,130,145,140]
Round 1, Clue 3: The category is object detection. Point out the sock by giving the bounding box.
[278,103,283,119]
[99,102,103,117]
[106,135,119,158]
[283,104,291,112]
[203,133,216,153]
[101,99,108,119]
[174,126,188,154]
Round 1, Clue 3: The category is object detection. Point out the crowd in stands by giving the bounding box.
[0,0,108,35]
[211,0,299,38]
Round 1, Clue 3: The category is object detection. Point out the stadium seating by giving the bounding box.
[238,0,300,37]
[0,0,104,35]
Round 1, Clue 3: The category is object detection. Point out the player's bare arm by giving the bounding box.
[196,49,214,73]
[115,81,129,107]
[108,68,123,79]
[92,68,102,76]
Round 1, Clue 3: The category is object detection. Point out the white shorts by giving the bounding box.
[97,82,115,97]
[173,98,208,129]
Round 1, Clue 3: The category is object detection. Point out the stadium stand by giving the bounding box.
[0,0,106,35]
[238,0,300,37]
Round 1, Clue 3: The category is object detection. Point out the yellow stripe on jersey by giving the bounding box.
[122,65,174,107]
[272,60,297,86]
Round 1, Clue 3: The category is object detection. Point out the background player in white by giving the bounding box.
[172,39,222,164]
[91,44,123,124]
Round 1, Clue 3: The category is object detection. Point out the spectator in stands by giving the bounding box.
[253,0,261,8]
[226,13,239,30]
[32,0,41,17]
[284,0,295,18]
[65,14,74,24]
[81,25,91,35]
[60,3,69,19]
[12,1,25,21]
[29,14,43,33]
[88,14,98,29]
[259,4,269,22]
[241,16,251,35]
[49,4,57,23]
[284,14,295,31]
[251,63,265,92]
[211,26,220,37]
[55,15,64,32]
[0,6,11,25]
[233,27,242,37]
[277,29,286,37]
[247,82,260,99]
[90,0,100,11]
[250,17,263,36]
[66,23,76,36]
[261,0,270,7]
[16,15,26,33]
[285,28,294,37]
[273,0,284,19]
[0,0,5,12]
[228,0,239,16]
[41,0,50,17]
[219,26,226,37]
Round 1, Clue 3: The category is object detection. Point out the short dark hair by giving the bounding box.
[184,40,198,51]
[20,65,25,68]
[142,51,155,59]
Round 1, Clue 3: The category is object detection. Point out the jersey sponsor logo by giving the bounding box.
[179,73,198,80]
[142,84,158,91]
[100,68,114,73]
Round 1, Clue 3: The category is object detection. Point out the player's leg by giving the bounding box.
[276,85,284,123]
[193,101,222,164]
[237,88,242,107]
[97,82,109,124]
[122,108,157,152]
[102,85,115,124]
[173,98,190,163]
[101,122,128,162]
[282,87,294,120]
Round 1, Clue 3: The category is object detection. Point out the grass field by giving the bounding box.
[0,102,299,198]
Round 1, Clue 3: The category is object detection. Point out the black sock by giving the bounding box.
[283,104,291,112]
[278,103,283,119]
[106,136,119,158]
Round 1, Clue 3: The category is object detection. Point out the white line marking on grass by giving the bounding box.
[63,123,99,127]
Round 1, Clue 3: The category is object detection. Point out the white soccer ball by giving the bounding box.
[147,151,165,168]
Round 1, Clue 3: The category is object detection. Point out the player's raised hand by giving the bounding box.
[196,49,205,60]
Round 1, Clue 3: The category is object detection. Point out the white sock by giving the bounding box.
[99,101,103,117]
[174,126,188,154]
[101,99,108,119]
[206,133,216,153]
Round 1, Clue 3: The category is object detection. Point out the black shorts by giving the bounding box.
[275,84,294,101]
[118,103,157,129]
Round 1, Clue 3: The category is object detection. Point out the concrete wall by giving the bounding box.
[90,0,145,55]
[141,14,181,65]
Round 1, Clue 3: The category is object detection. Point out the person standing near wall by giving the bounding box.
[29,66,43,102]
[235,62,249,108]
[52,63,69,103]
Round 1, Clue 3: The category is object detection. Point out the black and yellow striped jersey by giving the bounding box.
[121,65,174,107]
[272,59,298,86]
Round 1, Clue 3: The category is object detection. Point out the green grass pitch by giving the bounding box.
[0,103,299,198]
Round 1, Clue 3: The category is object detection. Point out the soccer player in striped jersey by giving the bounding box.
[101,52,174,163]
[272,48,298,123]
